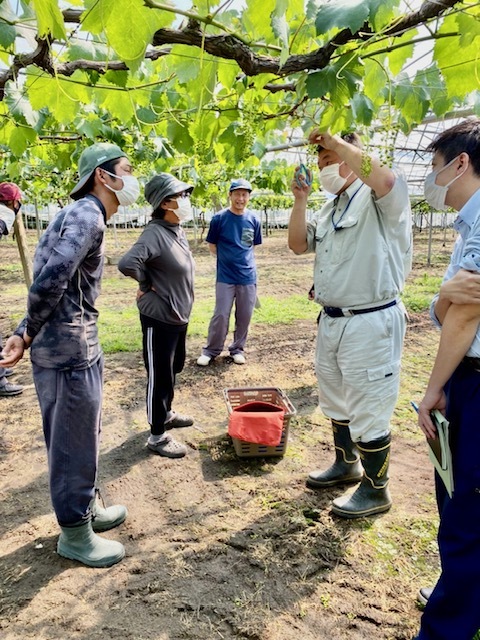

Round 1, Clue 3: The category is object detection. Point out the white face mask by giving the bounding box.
[103,171,140,206]
[424,155,464,211]
[320,162,352,195]
[174,197,193,222]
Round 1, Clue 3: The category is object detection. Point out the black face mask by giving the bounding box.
[14,203,21,214]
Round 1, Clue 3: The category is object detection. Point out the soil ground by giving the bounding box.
[0,229,452,640]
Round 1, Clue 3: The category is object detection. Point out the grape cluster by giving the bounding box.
[377,121,401,168]
[193,138,210,161]
[236,103,260,161]
[360,151,372,178]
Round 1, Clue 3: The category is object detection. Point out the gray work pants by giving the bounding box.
[315,302,406,443]
[33,357,103,526]
[0,331,6,384]
[202,282,256,358]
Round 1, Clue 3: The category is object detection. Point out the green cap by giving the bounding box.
[70,143,127,198]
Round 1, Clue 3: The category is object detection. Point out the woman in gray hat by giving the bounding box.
[118,173,195,458]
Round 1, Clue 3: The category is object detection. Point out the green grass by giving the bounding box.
[92,276,141,353]
[98,293,319,352]
[403,273,443,312]
[97,306,142,353]
[189,293,318,337]
[0,263,23,275]
[1,230,448,355]
[362,517,439,579]
[97,272,441,354]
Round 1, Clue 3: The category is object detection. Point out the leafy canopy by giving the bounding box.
[0,0,478,202]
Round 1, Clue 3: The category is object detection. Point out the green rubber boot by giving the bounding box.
[307,419,363,488]
[331,434,392,519]
[57,520,125,568]
[92,502,128,532]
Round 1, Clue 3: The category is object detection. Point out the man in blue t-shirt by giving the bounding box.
[197,178,262,366]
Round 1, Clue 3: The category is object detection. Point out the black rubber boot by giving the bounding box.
[307,419,363,488]
[331,434,392,518]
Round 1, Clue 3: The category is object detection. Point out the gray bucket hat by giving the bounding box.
[70,143,127,198]
[145,173,194,211]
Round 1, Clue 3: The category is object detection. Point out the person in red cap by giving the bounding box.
[0,182,23,397]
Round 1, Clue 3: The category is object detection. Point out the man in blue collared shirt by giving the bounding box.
[416,118,480,640]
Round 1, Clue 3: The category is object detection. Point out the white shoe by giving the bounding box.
[197,354,211,366]
[418,586,434,606]
[232,353,246,365]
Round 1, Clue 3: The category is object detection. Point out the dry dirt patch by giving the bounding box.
[0,232,443,640]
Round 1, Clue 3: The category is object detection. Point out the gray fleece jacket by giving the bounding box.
[118,218,195,326]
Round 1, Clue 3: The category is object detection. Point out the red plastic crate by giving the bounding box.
[223,387,296,458]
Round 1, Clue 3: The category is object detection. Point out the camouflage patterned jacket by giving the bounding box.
[15,195,106,369]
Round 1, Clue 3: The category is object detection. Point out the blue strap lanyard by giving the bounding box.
[331,184,365,231]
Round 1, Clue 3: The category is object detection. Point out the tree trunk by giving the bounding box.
[13,214,32,290]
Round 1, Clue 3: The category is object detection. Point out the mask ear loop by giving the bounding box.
[98,167,118,190]
[336,161,354,183]
[443,154,467,187]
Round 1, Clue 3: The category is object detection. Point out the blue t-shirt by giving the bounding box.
[206,209,262,285]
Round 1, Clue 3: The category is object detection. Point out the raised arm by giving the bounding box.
[308,130,395,198]
[288,168,311,254]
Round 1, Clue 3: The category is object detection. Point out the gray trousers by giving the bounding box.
[33,357,103,526]
[315,303,406,443]
[0,331,6,384]
[0,333,8,387]
[202,282,256,358]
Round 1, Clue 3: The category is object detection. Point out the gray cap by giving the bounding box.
[229,178,252,192]
[145,173,194,210]
[70,143,127,198]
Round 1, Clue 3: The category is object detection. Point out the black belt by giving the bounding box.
[463,356,480,371]
[322,300,397,318]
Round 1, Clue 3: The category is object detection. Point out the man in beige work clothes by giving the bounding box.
[288,130,412,518]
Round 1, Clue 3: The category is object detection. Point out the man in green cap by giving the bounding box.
[0,143,140,568]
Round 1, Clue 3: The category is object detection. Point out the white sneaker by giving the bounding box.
[417,587,434,607]
[197,354,211,366]
[232,353,246,365]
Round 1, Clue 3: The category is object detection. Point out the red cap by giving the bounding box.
[0,182,22,202]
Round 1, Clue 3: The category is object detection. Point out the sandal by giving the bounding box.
[147,434,187,458]
[165,412,194,429]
